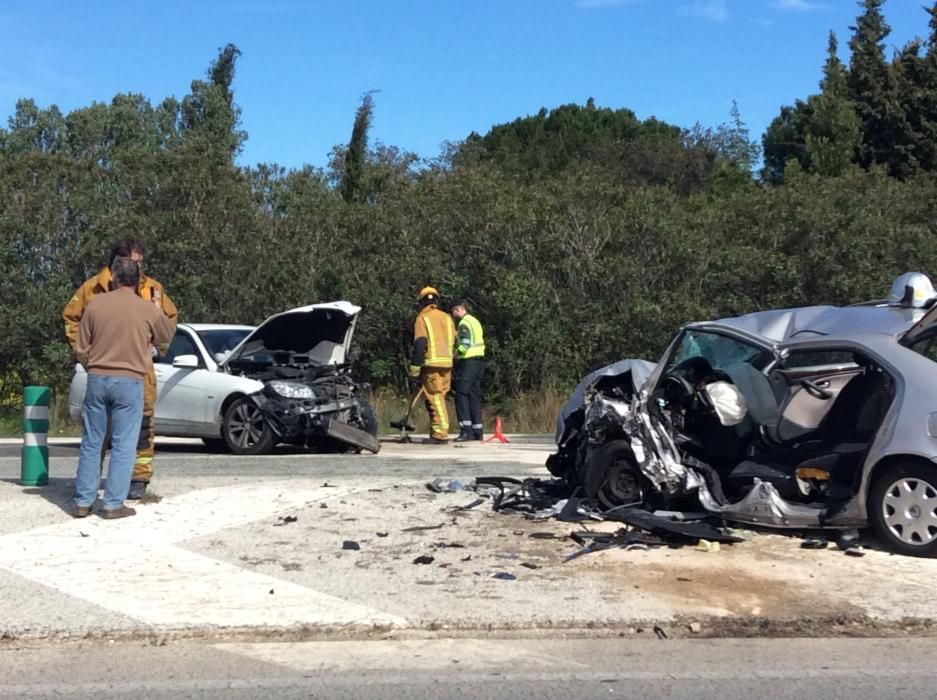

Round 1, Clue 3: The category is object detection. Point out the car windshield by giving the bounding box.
[666,329,773,373]
[197,329,252,359]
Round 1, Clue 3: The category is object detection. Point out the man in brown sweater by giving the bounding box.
[73,257,175,519]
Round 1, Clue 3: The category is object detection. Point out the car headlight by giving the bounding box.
[267,381,316,399]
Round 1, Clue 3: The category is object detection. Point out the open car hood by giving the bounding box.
[220,301,361,370]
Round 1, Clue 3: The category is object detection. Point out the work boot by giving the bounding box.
[422,436,448,445]
[72,505,92,519]
[126,480,148,500]
[473,430,484,441]
[454,430,471,443]
[99,505,136,520]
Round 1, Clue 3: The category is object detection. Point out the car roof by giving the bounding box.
[691,305,920,345]
[181,323,256,332]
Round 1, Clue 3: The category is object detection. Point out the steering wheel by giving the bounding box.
[661,373,697,407]
[800,378,833,400]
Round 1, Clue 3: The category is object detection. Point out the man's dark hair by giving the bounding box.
[108,239,145,266]
[111,256,140,289]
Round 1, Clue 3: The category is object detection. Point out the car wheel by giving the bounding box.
[222,397,275,455]
[355,398,378,436]
[201,437,228,452]
[582,440,644,510]
[870,462,937,557]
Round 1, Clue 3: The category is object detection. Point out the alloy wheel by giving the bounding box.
[228,402,265,449]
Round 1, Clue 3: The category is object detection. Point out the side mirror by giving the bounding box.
[172,354,200,369]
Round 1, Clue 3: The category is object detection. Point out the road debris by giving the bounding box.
[273,515,298,526]
[427,478,465,493]
[413,555,435,565]
[402,523,446,533]
[342,540,360,551]
[491,572,516,581]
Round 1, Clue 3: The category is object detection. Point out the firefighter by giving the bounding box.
[450,300,486,441]
[408,286,456,444]
[63,239,177,499]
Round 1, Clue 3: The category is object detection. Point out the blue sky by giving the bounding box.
[0,1,932,169]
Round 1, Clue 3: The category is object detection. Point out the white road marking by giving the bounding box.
[217,638,589,672]
[0,482,404,629]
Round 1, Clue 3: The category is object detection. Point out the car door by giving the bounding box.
[155,329,216,435]
[769,349,862,442]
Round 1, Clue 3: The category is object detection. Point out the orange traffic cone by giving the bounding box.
[484,416,510,443]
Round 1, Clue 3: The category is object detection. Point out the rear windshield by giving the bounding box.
[909,335,937,365]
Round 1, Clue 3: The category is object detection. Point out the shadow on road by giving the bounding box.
[1,476,76,515]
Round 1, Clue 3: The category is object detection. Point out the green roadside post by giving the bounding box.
[21,386,51,486]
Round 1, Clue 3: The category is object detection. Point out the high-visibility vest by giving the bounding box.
[414,306,455,368]
[457,314,485,359]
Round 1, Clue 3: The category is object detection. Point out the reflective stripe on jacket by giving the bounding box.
[457,314,485,359]
[411,305,455,369]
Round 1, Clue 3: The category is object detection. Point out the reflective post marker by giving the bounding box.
[21,386,50,486]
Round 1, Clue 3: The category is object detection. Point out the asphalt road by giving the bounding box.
[2,637,935,699]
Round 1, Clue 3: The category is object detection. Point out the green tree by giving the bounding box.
[805,32,862,176]
[847,0,904,173]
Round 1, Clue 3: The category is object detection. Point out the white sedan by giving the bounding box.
[69,302,379,454]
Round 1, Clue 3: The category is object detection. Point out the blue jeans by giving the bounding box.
[75,374,144,511]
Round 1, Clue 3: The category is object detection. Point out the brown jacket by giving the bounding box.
[75,288,176,381]
[63,267,178,353]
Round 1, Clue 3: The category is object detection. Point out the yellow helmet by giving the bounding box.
[418,286,439,301]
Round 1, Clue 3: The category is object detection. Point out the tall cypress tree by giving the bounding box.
[847,0,902,172]
[805,32,862,176]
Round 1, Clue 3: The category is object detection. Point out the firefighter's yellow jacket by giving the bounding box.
[409,304,456,376]
[63,267,178,353]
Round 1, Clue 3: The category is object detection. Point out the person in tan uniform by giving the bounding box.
[408,286,456,444]
[73,256,175,519]
[63,239,177,499]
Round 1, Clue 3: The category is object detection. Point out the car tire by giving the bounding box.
[222,397,275,455]
[581,440,644,510]
[869,461,937,557]
[201,437,228,452]
[355,398,378,436]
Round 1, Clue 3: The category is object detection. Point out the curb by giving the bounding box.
[2,614,935,647]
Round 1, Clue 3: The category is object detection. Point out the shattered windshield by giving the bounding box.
[666,330,773,374]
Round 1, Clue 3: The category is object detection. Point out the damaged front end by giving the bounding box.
[252,372,380,454]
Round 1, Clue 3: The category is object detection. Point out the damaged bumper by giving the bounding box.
[252,392,380,453]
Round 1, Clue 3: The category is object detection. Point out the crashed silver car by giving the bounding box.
[548,279,937,556]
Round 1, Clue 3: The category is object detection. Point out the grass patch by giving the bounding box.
[0,397,81,439]
[367,386,565,436]
[139,490,163,504]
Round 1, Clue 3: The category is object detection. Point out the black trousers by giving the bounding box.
[454,358,485,434]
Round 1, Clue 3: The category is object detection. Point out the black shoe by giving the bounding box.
[454,431,471,443]
[422,437,448,445]
[473,431,484,441]
[127,481,148,500]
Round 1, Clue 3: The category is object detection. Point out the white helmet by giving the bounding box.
[888,272,936,308]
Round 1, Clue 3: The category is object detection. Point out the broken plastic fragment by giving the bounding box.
[491,572,516,580]
[413,555,435,565]
[695,539,720,553]
[342,540,360,550]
